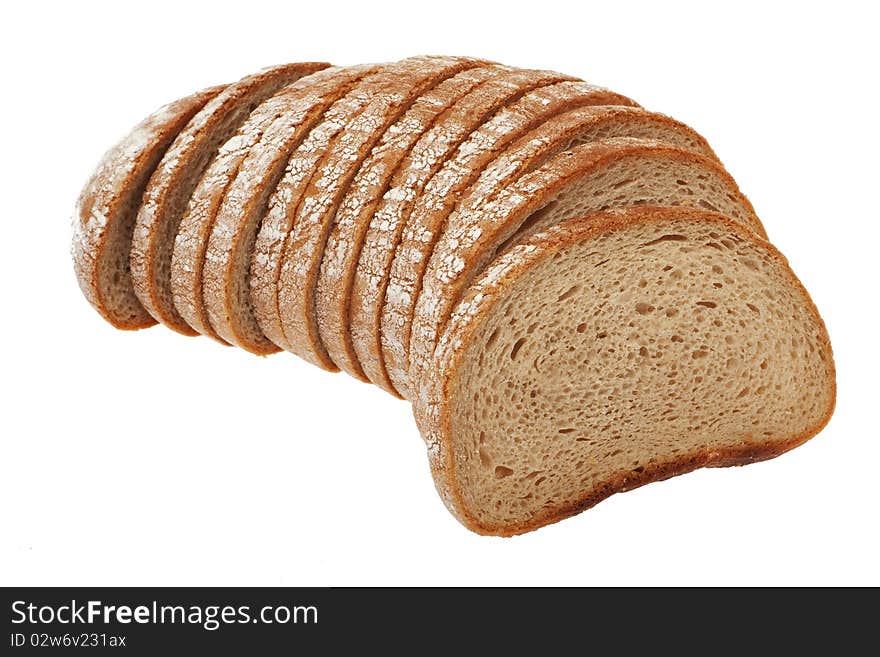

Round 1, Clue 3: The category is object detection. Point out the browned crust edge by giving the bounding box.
[194,65,377,354]
[130,62,329,336]
[315,65,505,382]
[407,138,770,404]
[375,83,637,398]
[249,57,479,355]
[72,86,226,330]
[170,65,362,346]
[418,206,836,537]
[275,57,489,370]
[476,423,836,537]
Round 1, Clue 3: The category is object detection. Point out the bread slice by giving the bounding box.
[130,62,328,334]
[412,207,836,535]
[171,65,375,344]
[408,139,766,399]
[314,65,505,381]
[461,105,719,211]
[241,56,484,355]
[374,86,643,397]
[351,78,633,394]
[274,58,500,369]
[72,85,224,329]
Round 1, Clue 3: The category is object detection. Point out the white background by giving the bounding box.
[1,0,877,586]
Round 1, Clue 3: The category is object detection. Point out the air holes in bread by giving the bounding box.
[519,200,559,236]
[641,234,688,247]
[558,284,580,301]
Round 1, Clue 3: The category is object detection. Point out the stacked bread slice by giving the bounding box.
[73,56,835,535]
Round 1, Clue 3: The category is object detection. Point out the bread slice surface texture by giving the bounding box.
[351,77,633,395]
[173,65,375,346]
[314,65,505,380]
[72,85,225,329]
[413,207,835,535]
[171,65,373,343]
[376,83,640,396]
[274,57,493,369]
[408,138,765,400]
[130,62,328,334]
[248,56,485,356]
[459,105,720,214]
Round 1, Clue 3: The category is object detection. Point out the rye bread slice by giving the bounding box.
[459,105,719,213]
[72,85,224,329]
[349,76,624,394]
[171,65,375,344]
[408,139,765,400]
[274,58,498,369]
[368,82,640,397]
[412,207,835,535]
[314,65,505,381]
[244,56,485,356]
[130,62,328,334]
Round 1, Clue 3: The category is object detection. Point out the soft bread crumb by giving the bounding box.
[407,138,764,402]
[415,207,835,535]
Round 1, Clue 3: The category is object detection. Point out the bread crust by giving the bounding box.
[275,57,491,369]
[130,62,328,335]
[408,139,766,401]
[171,65,371,344]
[248,56,482,357]
[184,66,377,350]
[412,207,836,536]
[72,85,224,329]
[315,65,504,381]
[351,77,628,396]
[377,82,639,398]
[458,105,719,213]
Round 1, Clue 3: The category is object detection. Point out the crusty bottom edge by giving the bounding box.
[454,392,836,536]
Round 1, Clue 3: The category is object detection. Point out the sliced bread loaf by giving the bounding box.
[314,65,505,381]
[412,206,836,535]
[375,85,641,397]
[242,56,485,355]
[130,62,328,334]
[408,139,765,399]
[72,85,225,329]
[351,78,632,394]
[171,64,376,344]
[274,58,499,369]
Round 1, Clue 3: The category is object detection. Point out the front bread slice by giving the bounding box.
[413,206,836,535]
[72,85,225,329]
